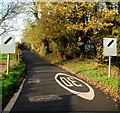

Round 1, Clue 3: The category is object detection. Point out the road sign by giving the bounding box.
[1,34,15,54]
[103,38,117,56]
[103,38,117,77]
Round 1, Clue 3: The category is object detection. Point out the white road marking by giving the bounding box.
[67,77,83,87]
[55,73,95,100]
[28,78,40,83]
[60,77,73,87]
[28,95,62,102]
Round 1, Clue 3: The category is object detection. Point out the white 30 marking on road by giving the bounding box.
[55,73,95,100]
[60,77,82,87]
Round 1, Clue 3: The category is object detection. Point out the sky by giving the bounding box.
[0,15,26,44]
[0,0,33,44]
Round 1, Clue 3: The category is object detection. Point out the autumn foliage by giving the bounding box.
[23,2,120,64]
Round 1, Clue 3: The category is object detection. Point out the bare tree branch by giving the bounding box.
[0,1,26,35]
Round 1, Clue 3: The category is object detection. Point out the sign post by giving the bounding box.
[1,34,16,74]
[108,56,111,77]
[7,53,10,75]
[103,38,117,77]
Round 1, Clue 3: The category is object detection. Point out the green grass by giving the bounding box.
[1,60,26,100]
[0,54,14,62]
[57,58,119,92]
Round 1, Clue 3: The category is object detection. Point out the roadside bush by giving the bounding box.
[2,60,26,100]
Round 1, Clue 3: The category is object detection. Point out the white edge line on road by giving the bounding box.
[3,78,26,112]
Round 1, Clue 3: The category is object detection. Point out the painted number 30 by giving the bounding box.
[55,73,95,100]
[60,77,82,87]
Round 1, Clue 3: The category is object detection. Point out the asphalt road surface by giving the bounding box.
[10,50,118,113]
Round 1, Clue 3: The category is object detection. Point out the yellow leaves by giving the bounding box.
[66,23,84,31]
[104,58,109,62]
[76,11,84,18]
[86,17,97,31]
[66,26,71,31]
[102,8,118,14]
[102,8,108,13]
[96,21,113,29]
[103,23,113,27]
[77,42,84,46]
[101,8,118,21]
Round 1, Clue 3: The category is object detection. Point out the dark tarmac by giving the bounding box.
[9,50,118,113]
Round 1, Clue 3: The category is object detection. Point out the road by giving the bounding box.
[9,50,118,113]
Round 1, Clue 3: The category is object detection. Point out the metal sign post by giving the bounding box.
[103,38,117,77]
[108,56,111,77]
[7,53,10,75]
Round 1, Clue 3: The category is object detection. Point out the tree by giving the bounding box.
[23,2,119,61]
[0,1,25,35]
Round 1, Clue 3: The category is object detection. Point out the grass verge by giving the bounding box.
[1,59,27,108]
[56,58,119,102]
